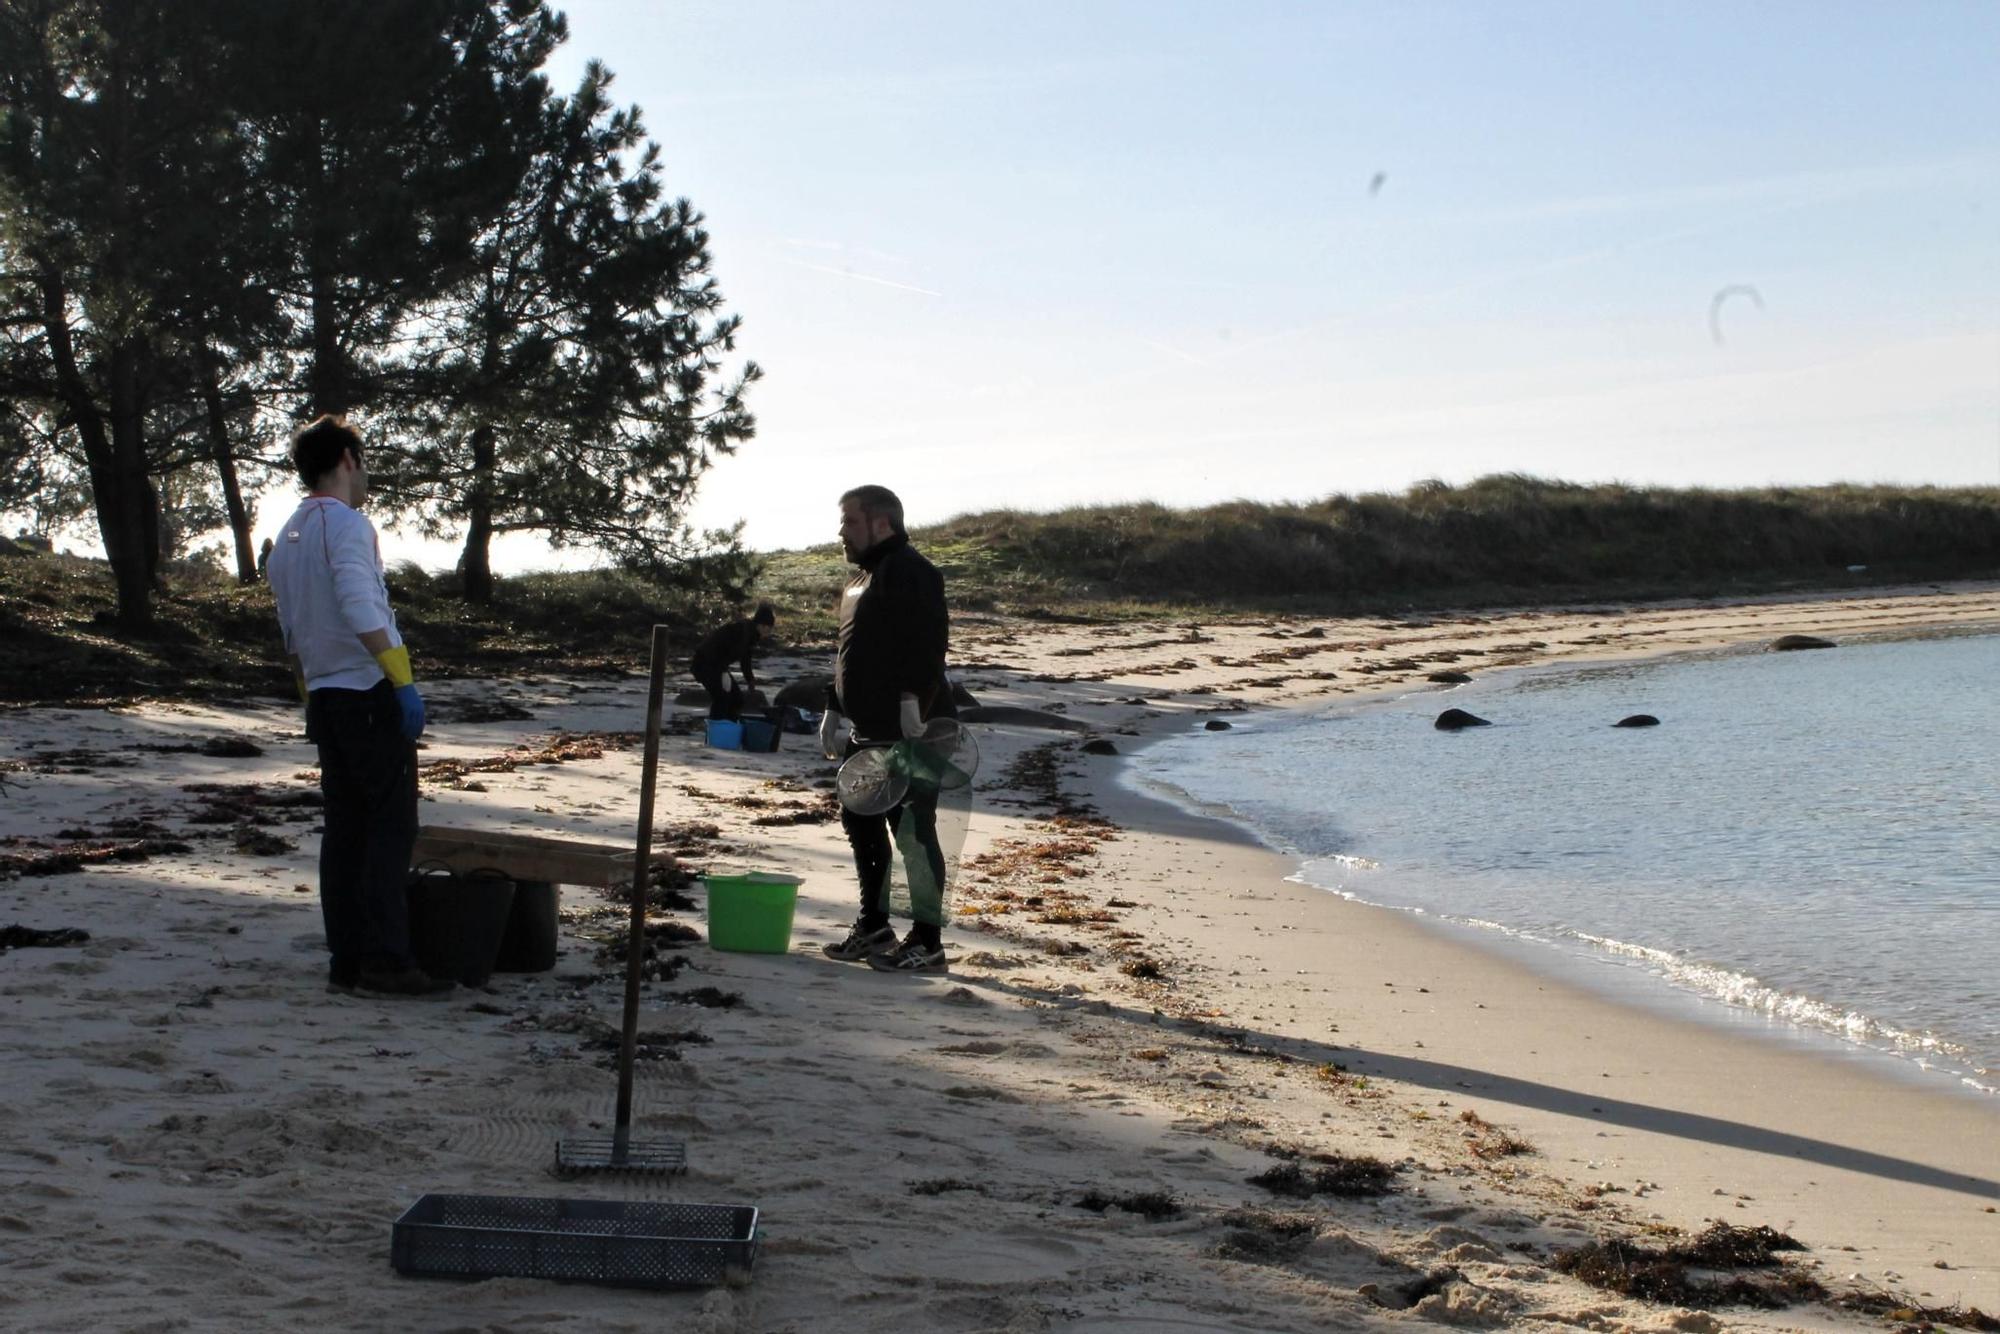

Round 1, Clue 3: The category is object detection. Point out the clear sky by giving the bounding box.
[88,2,2000,571]
[522,0,1998,559]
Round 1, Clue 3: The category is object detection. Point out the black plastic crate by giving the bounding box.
[391,1193,758,1289]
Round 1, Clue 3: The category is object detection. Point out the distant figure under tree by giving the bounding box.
[690,602,775,721]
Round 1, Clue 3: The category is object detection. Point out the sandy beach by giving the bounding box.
[2,583,1997,1333]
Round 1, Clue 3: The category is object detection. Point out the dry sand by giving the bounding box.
[2,583,1996,1333]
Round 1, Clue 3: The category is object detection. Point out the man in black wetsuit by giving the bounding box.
[689,602,775,720]
[818,485,956,973]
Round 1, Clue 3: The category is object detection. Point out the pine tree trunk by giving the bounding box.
[199,352,257,582]
[305,117,346,418]
[94,38,157,625]
[40,275,154,627]
[310,267,343,417]
[459,424,496,604]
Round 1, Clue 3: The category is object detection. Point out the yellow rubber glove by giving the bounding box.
[373,645,426,740]
[373,644,414,687]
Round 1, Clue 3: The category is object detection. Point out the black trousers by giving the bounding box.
[307,682,420,978]
[841,766,947,939]
[690,658,740,721]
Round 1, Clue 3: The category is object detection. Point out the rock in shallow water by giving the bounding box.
[1434,708,1490,731]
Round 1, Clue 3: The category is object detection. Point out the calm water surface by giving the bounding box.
[1129,632,2000,1093]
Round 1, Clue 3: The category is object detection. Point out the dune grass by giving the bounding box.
[5,476,1996,704]
[865,476,2000,614]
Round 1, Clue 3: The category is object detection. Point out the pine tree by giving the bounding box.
[234,0,562,420]
[0,0,256,624]
[396,62,758,603]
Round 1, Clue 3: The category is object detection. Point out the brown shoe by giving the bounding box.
[354,965,456,998]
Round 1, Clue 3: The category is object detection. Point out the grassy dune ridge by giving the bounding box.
[4,476,1997,702]
[905,475,2000,609]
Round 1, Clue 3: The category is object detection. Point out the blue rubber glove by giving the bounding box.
[393,683,427,741]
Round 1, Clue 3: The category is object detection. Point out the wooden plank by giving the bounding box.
[412,825,672,888]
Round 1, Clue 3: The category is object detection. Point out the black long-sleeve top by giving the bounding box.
[830,532,953,742]
[691,617,763,690]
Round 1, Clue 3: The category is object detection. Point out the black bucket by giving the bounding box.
[493,879,560,973]
[407,867,517,987]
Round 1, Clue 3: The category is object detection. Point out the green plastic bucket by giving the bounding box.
[704,872,803,953]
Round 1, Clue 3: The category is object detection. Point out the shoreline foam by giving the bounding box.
[1116,623,2000,1102]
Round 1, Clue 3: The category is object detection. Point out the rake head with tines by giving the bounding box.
[555,1132,687,1176]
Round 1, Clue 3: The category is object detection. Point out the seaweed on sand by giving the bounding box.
[579,1027,711,1068]
[1458,1108,1535,1159]
[668,986,742,1009]
[1833,1291,2000,1333]
[1212,1207,1319,1263]
[909,1178,989,1197]
[1247,1152,1397,1199]
[1073,1189,1180,1220]
[0,834,191,876]
[1552,1223,1825,1309]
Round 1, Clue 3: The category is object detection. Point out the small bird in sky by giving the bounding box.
[1708,283,1764,345]
[1369,171,1388,196]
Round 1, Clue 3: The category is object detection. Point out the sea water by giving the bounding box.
[1127,631,2000,1094]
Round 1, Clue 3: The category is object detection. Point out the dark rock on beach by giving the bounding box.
[1434,708,1490,731]
[1426,670,1473,684]
[1770,634,1837,651]
[199,736,265,758]
[1080,738,1119,755]
[1613,714,1660,728]
[1204,719,1233,731]
[0,924,90,950]
[959,705,1091,733]
[773,677,831,709]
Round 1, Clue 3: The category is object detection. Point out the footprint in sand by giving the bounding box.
[850,1225,1080,1284]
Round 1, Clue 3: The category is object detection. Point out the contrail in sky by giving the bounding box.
[1138,337,1210,367]
[782,258,942,297]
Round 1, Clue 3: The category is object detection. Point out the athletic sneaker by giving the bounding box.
[823,921,896,962]
[866,936,947,974]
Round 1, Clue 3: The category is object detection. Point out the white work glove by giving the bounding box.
[819,708,844,761]
[898,693,924,740]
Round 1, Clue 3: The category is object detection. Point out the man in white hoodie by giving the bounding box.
[267,416,449,998]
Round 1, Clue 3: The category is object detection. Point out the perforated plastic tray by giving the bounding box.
[391,1193,757,1289]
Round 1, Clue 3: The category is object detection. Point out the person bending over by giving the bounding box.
[689,602,775,721]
